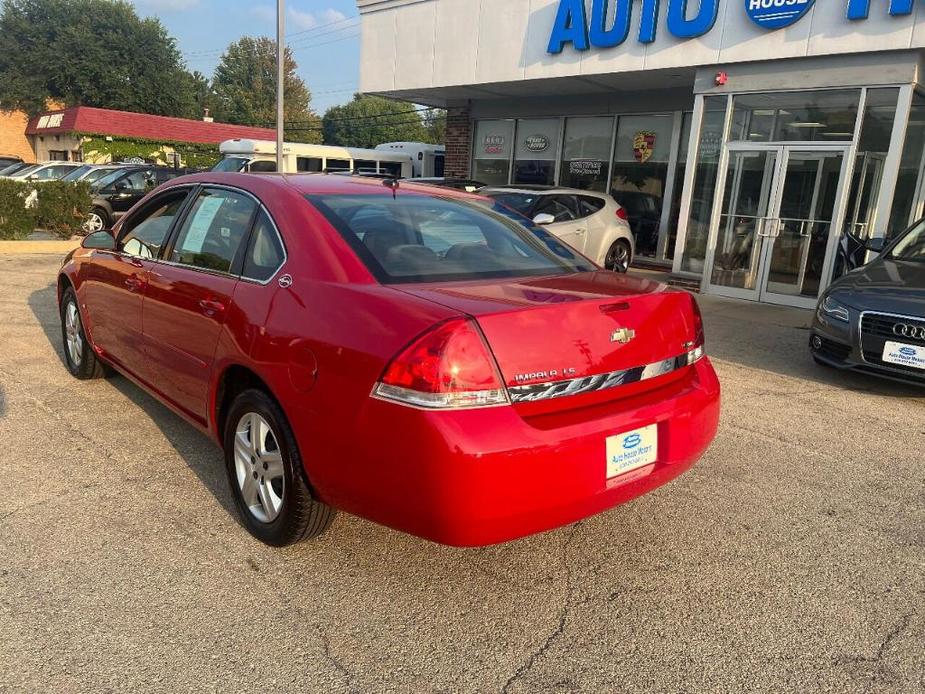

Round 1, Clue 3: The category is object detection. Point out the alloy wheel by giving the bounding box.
[233,412,285,523]
[607,242,630,273]
[64,301,83,367]
[83,212,104,233]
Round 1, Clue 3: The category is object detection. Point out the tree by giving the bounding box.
[211,37,321,144]
[422,108,447,145]
[322,95,430,148]
[0,0,198,117]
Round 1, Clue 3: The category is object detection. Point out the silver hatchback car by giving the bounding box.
[480,186,636,272]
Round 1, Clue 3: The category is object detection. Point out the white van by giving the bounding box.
[375,142,445,178]
[215,140,414,178]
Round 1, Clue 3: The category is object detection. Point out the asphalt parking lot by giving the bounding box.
[0,253,922,693]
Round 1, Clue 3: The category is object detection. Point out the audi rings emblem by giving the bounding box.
[893,323,925,341]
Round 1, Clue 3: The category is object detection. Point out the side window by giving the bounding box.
[578,196,605,217]
[534,196,577,223]
[297,157,323,172]
[242,210,285,282]
[326,159,350,172]
[169,188,256,273]
[380,162,403,177]
[248,160,277,173]
[119,189,191,259]
[119,171,148,192]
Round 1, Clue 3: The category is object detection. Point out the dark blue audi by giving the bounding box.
[810,217,925,385]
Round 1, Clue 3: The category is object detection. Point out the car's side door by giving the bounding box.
[80,187,193,380]
[143,186,258,423]
[534,195,586,252]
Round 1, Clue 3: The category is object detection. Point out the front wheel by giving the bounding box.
[223,389,335,546]
[605,239,632,273]
[83,208,108,234]
[60,287,105,379]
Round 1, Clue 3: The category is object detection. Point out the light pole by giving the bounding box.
[276,0,285,173]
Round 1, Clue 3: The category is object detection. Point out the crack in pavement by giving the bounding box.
[833,611,915,688]
[499,522,583,694]
[316,623,357,693]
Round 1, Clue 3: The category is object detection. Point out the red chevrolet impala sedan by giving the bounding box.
[58,173,720,547]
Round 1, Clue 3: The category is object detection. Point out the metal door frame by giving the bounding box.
[702,141,853,309]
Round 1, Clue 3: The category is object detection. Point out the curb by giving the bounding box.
[0,240,80,255]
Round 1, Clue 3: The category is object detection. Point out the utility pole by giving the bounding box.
[276,0,285,173]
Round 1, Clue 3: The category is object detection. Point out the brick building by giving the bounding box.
[2,105,276,165]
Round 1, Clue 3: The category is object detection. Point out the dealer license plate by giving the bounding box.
[882,341,925,370]
[606,424,658,479]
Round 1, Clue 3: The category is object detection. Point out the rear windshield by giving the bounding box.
[309,194,594,284]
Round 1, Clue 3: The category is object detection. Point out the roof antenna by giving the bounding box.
[383,177,399,200]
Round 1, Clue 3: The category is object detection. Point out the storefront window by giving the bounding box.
[558,116,614,192]
[472,120,515,185]
[680,97,727,274]
[887,93,925,239]
[610,114,674,258]
[731,90,860,143]
[843,88,898,246]
[665,112,693,261]
[513,118,560,185]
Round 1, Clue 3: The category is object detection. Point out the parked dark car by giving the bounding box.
[84,165,200,232]
[614,190,662,256]
[406,177,486,193]
[811,218,925,385]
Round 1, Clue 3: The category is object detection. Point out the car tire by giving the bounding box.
[60,287,105,380]
[83,207,109,234]
[605,239,632,273]
[223,388,335,546]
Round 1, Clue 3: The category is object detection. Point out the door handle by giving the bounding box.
[199,299,225,315]
[129,256,144,268]
[575,228,587,235]
[124,275,144,291]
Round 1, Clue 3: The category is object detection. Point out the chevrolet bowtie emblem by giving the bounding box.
[611,328,636,344]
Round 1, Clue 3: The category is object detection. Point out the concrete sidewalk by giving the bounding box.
[0,239,79,255]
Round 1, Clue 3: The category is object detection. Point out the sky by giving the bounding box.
[131,0,361,114]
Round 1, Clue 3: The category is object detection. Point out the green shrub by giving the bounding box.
[0,179,94,240]
[0,179,35,240]
[35,181,93,238]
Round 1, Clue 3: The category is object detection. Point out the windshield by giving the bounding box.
[91,169,129,191]
[60,165,93,182]
[82,167,119,185]
[212,157,249,173]
[0,163,28,176]
[309,193,593,284]
[483,192,539,215]
[887,220,925,263]
[9,164,38,178]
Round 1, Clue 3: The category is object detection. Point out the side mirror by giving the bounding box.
[82,230,115,250]
[866,237,885,253]
[114,181,128,191]
[533,213,556,226]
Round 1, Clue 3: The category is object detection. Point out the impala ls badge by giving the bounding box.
[611,327,636,345]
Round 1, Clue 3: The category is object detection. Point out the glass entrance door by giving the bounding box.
[705,144,850,307]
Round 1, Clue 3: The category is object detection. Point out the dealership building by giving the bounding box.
[358,0,925,307]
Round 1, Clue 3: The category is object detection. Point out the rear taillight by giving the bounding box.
[373,318,509,409]
[685,296,706,366]
[691,296,705,348]
[616,207,629,221]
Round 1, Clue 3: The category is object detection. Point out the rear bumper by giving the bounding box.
[323,359,720,546]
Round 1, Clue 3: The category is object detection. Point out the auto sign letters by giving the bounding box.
[548,0,916,54]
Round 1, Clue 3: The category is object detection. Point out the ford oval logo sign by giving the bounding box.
[623,434,642,450]
[899,347,917,357]
[745,0,815,30]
